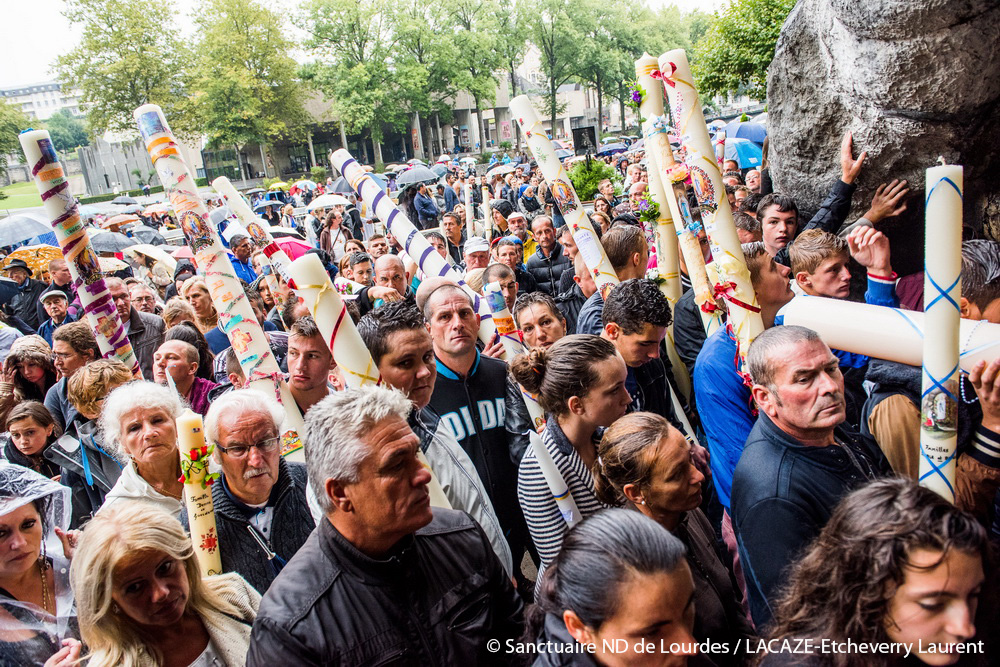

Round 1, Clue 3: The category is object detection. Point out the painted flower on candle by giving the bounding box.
[200,528,219,554]
[665,163,690,184]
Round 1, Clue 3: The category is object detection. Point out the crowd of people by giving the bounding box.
[0,130,996,667]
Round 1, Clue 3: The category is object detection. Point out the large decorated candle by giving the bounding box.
[287,253,381,388]
[482,185,492,241]
[659,49,763,357]
[18,130,141,378]
[464,178,473,237]
[331,149,498,346]
[510,96,619,298]
[212,176,294,283]
[483,281,526,363]
[176,410,222,577]
[135,105,306,460]
[920,162,963,501]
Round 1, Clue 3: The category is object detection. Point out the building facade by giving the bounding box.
[1,81,82,121]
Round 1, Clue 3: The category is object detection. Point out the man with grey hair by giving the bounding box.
[731,325,890,628]
[247,385,524,665]
[355,253,412,317]
[106,276,164,380]
[196,388,314,592]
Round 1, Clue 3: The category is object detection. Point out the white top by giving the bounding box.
[188,639,224,667]
[100,462,183,518]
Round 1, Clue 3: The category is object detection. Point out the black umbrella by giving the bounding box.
[129,224,166,245]
[395,166,440,188]
[90,231,136,253]
[111,196,138,205]
[328,177,354,194]
[244,188,265,195]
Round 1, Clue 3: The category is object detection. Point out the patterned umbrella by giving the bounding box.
[2,245,62,281]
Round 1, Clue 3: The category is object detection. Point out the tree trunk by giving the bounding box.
[235,144,246,182]
[510,65,522,149]
[620,98,626,133]
[339,120,349,150]
[596,74,604,140]
[434,113,443,156]
[372,132,383,167]
[549,81,557,137]
[258,144,268,179]
[472,100,484,154]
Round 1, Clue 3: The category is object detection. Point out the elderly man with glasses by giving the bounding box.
[199,388,315,593]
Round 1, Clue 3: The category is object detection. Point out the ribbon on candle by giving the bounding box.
[136,105,305,460]
[176,410,223,577]
[18,130,141,378]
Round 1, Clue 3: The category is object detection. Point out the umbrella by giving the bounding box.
[293,180,317,190]
[171,246,195,260]
[707,119,727,130]
[78,205,101,218]
[254,201,283,212]
[268,182,288,190]
[555,149,574,160]
[751,112,768,126]
[596,143,627,156]
[395,166,439,188]
[2,245,63,280]
[486,163,517,178]
[274,238,312,260]
[384,164,402,171]
[368,172,388,192]
[625,138,645,153]
[129,224,166,245]
[104,214,140,229]
[125,244,177,273]
[459,157,477,164]
[307,194,351,211]
[142,202,170,216]
[551,140,568,150]
[722,120,767,145]
[328,177,354,194]
[430,164,449,177]
[111,196,138,205]
[407,159,425,166]
[724,137,764,169]
[121,204,142,214]
[390,164,409,173]
[244,188,265,195]
[0,214,52,247]
[0,278,18,306]
[210,207,235,226]
[269,227,304,240]
[437,154,451,163]
[98,257,128,272]
[89,230,136,253]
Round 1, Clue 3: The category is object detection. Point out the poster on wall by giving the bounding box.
[500,121,513,141]
[411,128,420,153]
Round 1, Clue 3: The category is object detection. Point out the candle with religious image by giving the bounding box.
[176,409,223,577]
[18,130,142,378]
[135,104,306,460]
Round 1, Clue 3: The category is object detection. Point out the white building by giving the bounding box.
[1,81,82,121]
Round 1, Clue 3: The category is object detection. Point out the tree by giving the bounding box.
[190,0,308,180]
[692,0,796,99]
[45,110,90,153]
[493,2,528,146]
[529,0,587,134]
[449,0,501,151]
[298,0,406,165]
[56,0,190,136]
[0,100,32,172]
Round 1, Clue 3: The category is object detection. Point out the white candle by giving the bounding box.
[659,50,763,356]
[920,162,963,501]
[331,149,498,346]
[212,176,294,282]
[18,130,141,378]
[510,96,619,298]
[135,104,306,461]
[482,281,525,362]
[176,410,222,577]
[464,178,473,238]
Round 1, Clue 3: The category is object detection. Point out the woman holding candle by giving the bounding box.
[179,278,219,336]
[0,465,82,667]
[593,412,757,664]
[98,382,185,517]
[71,503,259,667]
[510,335,631,571]
[0,336,58,427]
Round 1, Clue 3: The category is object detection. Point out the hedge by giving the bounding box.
[78,179,207,204]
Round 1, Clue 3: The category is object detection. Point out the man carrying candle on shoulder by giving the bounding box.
[198,389,315,593]
[152,339,218,416]
[575,225,649,336]
[358,300,513,574]
[286,316,341,415]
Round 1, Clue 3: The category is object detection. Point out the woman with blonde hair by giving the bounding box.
[179,277,218,335]
[161,297,197,330]
[71,503,259,667]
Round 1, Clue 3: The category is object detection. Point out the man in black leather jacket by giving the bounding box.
[247,384,523,666]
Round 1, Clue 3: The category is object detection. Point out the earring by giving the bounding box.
[112,603,120,614]
[639,499,646,505]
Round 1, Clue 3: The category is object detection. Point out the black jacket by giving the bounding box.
[731,413,891,628]
[126,307,165,381]
[525,243,572,296]
[774,179,856,268]
[45,420,123,528]
[247,509,524,666]
[627,353,687,435]
[209,459,314,593]
[8,278,48,331]
[554,284,586,337]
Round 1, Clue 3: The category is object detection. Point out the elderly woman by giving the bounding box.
[71,503,260,667]
[0,335,58,426]
[98,381,184,517]
[517,185,543,222]
[593,412,756,664]
[179,277,219,335]
[0,465,81,667]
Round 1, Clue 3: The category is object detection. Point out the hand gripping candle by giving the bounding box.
[286,253,381,388]
[18,130,142,378]
[176,410,222,577]
[331,149,498,346]
[659,50,763,357]
[510,95,619,299]
[135,105,306,460]
[920,161,963,501]
[483,281,581,525]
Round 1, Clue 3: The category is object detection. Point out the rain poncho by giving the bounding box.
[0,464,77,666]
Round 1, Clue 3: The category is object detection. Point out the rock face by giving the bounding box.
[768,0,1000,272]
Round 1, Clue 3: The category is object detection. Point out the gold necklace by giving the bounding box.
[37,559,51,615]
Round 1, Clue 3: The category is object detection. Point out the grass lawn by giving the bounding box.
[0,181,43,209]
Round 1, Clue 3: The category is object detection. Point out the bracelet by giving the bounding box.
[867,271,898,281]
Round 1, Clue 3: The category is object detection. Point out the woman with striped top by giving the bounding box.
[511,334,632,572]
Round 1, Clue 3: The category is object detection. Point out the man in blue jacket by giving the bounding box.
[414,182,440,229]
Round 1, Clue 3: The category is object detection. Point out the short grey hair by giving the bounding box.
[304,384,413,512]
[746,325,823,389]
[99,381,184,462]
[204,388,284,448]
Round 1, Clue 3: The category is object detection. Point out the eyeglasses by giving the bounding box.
[51,351,77,361]
[216,436,280,458]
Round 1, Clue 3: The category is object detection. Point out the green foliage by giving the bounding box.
[57,0,191,136]
[263,177,287,190]
[44,110,90,153]
[499,141,512,151]
[479,152,494,165]
[0,101,32,172]
[692,0,796,99]
[78,184,165,204]
[310,166,328,182]
[568,158,617,201]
